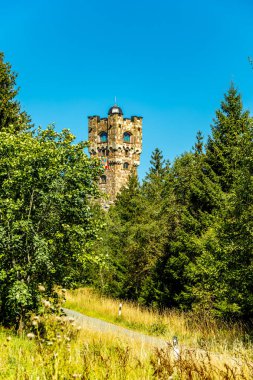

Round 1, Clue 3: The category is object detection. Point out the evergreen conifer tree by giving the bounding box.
[194,130,204,156]
[188,88,253,318]
[206,84,251,191]
[147,148,169,177]
[152,141,222,310]
[0,52,31,132]
[202,126,253,318]
[143,148,170,202]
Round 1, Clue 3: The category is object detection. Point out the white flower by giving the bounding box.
[42,299,51,308]
[27,333,35,340]
[38,285,45,292]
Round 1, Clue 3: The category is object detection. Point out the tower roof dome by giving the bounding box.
[108,104,123,116]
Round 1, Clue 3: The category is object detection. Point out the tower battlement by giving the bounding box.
[88,104,143,200]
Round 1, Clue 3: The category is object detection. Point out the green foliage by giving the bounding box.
[2,51,253,324]
[93,166,169,303]
[206,83,251,192]
[148,319,167,336]
[187,87,253,319]
[93,85,253,321]
[0,126,103,327]
[0,52,31,132]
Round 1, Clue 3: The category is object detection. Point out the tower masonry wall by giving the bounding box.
[88,111,143,201]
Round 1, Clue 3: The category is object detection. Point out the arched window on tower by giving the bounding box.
[123,132,131,143]
[100,132,108,143]
[100,175,107,184]
[123,162,129,170]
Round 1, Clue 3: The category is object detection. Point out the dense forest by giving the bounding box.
[0,52,253,328]
[90,83,253,321]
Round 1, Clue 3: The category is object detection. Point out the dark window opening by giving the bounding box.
[100,132,108,143]
[123,162,129,169]
[123,132,131,143]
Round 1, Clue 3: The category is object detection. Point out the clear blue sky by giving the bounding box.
[1,0,253,179]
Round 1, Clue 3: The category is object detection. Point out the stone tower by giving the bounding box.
[88,104,143,201]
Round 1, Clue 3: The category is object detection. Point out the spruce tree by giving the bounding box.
[206,84,251,192]
[151,142,222,310]
[0,52,31,132]
[147,148,169,177]
[194,130,204,156]
[188,88,253,318]
[143,148,170,202]
[208,126,253,318]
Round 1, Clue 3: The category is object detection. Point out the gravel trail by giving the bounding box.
[62,308,247,367]
[63,308,167,348]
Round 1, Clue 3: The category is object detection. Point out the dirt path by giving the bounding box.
[63,308,168,349]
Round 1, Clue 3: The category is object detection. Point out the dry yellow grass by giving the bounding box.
[1,322,253,380]
[0,322,156,379]
[1,287,253,379]
[65,287,253,355]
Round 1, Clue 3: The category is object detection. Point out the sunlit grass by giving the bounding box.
[1,287,253,379]
[65,287,253,355]
[1,322,253,379]
[0,323,155,379]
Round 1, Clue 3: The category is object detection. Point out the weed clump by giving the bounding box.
[148,319,168,336]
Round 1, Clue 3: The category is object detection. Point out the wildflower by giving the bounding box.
[38,285,45,292]
[6,336,11,342]
[47,341,53,346]
[32,320,38,327]
[27,333,35,340]
[62,288,67,293]
[42,299,51,308]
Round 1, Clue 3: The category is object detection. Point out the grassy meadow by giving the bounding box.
[65,288,253,354]
[0,323,155,379]
[1,287,253,379]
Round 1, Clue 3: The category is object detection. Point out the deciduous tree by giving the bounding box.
[0,127,102,327]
